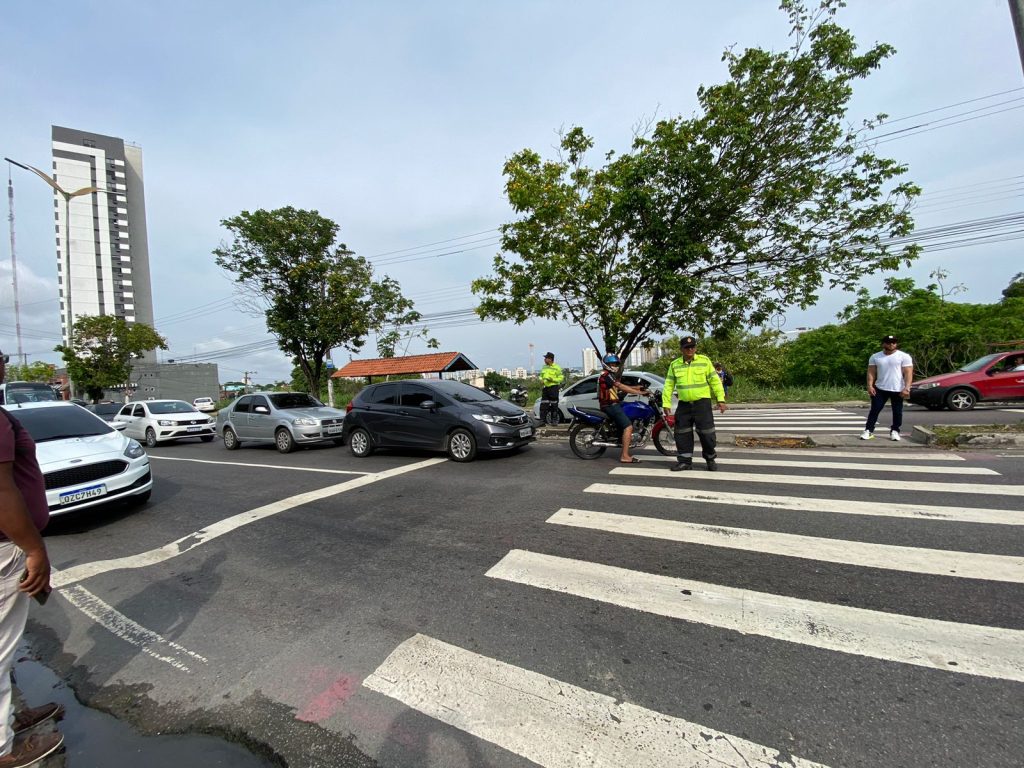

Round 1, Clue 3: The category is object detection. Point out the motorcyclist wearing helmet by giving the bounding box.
[598,353,650,464]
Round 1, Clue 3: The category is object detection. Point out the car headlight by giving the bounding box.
[472,413,498,423]
[206,418,215,424]
[123,439,146,459]
[916,382,941,389]
[293,418,318,426]
[157,419,174,426]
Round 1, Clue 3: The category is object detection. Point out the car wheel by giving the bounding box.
[200,435,215,443]
[447,428,477,462]
[223,427,241,450]
[946,388,976,411]
[275,428,296,454]
[145,428,158,448]
[348,428,374,457]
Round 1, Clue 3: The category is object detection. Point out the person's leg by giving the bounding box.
[672,401,696,468]
[890,391,905,433]
[0,543,29,757]
[620,425,634,462]
[693,399,718,465]
[864,390,887,434]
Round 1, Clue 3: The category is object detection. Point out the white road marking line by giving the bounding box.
[630,454,997,475]
[698,448,965,461]
[720,416,863,421]
[588,482,1024,526]
[58,583,208,672]
[724,408,848,413]
[487,550,1024,682]
[609,466,1024,496]
[363,633,830,768]
[149,455,371,475]
[720,428,872,434]
[52,457,447,589]
[548,508,1024,582]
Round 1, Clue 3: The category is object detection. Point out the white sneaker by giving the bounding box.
[860,430,874,440]
[890,430,901,441]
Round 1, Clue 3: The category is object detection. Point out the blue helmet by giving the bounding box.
[602,353,620,367]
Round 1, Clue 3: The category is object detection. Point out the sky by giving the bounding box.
[1,0,1022,385]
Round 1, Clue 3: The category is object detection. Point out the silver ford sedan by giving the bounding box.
[216,392,347,453]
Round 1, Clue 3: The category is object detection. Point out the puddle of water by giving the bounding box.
[13,650,280,767]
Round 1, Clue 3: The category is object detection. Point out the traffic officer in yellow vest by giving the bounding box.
[662,336,727,471]
[538,352,565,425]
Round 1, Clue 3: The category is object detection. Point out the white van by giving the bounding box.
[0,381,60,405]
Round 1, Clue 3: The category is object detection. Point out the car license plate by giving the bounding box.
[187,426,202,432]
[326,425,342,435]
[60,484,106,505]
[519,427,532,438]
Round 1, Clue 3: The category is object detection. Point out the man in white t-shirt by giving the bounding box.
[861,334,914,441]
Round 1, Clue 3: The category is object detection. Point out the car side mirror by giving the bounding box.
[253,405,270,414]
[111,422,127,431]
[420,400,438,410]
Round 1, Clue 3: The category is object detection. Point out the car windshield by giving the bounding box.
[428,381,496,403]
[643,373,666,385]
[958,354,1002,372]
[268,393,323,409]
[8,406,113,442]
[148,401,197,414]
[4,384,59,403]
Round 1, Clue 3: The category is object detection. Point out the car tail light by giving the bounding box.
[346,402,354,413]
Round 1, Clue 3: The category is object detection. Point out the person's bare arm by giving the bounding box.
[0,462,50,597]
[867,364,877,396]
[902,364,913,396]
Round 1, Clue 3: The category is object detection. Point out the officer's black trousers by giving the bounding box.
[673,398,717,463]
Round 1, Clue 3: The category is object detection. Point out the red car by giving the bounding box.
[909,350,1024,410]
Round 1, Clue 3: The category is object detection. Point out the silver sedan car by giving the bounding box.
[216,392,347,453]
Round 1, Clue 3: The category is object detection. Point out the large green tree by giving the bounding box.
[55,316,167,402]
[474,0,920,360]
[5,361,56,383]
[214,207,422,394]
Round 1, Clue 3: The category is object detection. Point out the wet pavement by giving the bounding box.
[13,645,280,768]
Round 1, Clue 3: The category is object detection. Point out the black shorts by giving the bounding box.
[602,403,632,431]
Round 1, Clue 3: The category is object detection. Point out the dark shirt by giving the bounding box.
[0,412,50,537]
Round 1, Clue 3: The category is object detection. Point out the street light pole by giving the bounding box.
[5,165,25,367]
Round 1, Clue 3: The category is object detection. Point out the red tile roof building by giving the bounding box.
[331,352,479,382]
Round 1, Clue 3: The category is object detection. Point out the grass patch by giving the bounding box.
[727,382,866,403]
[931,421,1024,447]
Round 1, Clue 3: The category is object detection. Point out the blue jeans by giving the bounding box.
[865,389,904,433]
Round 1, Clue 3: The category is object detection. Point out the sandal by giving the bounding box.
[620,457,641,464]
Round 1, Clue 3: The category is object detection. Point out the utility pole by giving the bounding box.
[5,166,24,366]
[1012,0,1024,76]
[243,371,257,393]
[528,342,534,376]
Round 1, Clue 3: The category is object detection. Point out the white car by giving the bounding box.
[2,401,152,515]
[113,399,216,447]
[193,397,216,413]
[532,371,669,422]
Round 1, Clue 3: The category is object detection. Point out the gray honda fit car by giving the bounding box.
[343,379,535,462]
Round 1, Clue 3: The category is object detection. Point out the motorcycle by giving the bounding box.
[567,390,675,458]
[509,385,528,406]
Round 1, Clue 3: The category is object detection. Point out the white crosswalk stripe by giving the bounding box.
[703,447,965,460]
[588,482,1024,525]
[547,508,1024,582]
[610,466,1024,496]
[364,633,831,768]
[715,407,863,433]
[486,550,1024,682]
[632,453,997,475]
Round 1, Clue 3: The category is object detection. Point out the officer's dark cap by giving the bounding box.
[680,336,697,348]
[544,352,554,359]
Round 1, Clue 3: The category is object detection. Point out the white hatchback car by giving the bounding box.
[193,397,216,413]
[113,399,216,447]
[532,371,669,422]
[2,401,152,515]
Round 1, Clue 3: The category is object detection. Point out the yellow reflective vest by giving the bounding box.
[662,353,726,408]
[539,363,564,387]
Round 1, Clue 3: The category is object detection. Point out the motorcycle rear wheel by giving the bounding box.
[653,422,675,456]
[569,423,607,459]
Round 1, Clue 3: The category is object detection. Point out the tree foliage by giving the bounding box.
[1003,272,1024,300]
[474,0,919,360]
[55,316,167,402]
[784,278,1024,384]
[5,361,55,383]
[214,207,423,394]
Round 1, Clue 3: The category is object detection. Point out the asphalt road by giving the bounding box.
[25,412,1024,768]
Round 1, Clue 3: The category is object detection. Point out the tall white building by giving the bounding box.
[51,126,156,360]
[582,347,600,375]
